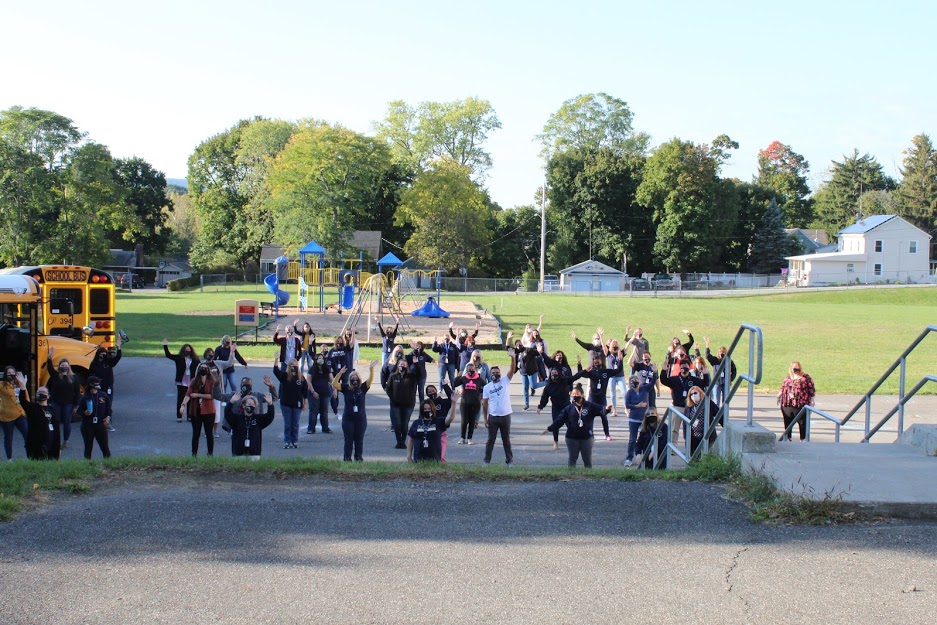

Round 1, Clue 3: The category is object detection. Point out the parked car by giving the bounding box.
[651,273,676,290]
[630,277,651,291]
[118,273,145,289]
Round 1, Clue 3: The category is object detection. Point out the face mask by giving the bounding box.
[204,355,213,362]
[631,380,639,388]
[244,404,256,415]
[59,366,68,373]
[681,369,690,376]
[241,383,252,394]
[184,350,192,357]
[550,375,558,381]
[36,392,49,401]
[4,372,14,381]
[491,373,501,382]
[422,408,433,418]
[290,367,298,375]
[91,385,101,392]
[467,369,475,376]
[427,393,437,400]
[351,379,360,387]
[223,341,230,347]
[316,357,324,365]
[459,332,467,339]
[573,396,584,404]
[199,370,209,377]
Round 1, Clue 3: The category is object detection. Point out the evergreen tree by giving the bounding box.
[749,199,794,273]
[812,150,896,234]
[895,134,937,246]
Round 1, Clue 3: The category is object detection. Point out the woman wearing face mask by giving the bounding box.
[636,408,668,469]
[624,374,652,467]
[537,368,571,451]
[665,330,694,377]
[224,393,275,458]
[306,350,333,434]
[406,398,457,462]
[424,384,453,460]
[89,335,121,432]
[777,361,815,441]
[333,362,377,462]
[624,325,650,373]
[381,345,406,389]
[79,376,112,460]
[407,341,435,403]
[163,339,199,423]
[571,327,606,367]
[506,331,545,411]
[628,349,661,409]
[45,347,81,450]
[273,325,303,372]
[327,337,353,417]
[180,363,220,456]
[23,385,60,460]
[385,356,419,449]
[452,361,487,445]
[214,335,248,394]
[605,339,626,417]
[571,354,622,441]
[1,367,29,461]
[204,347,233,439]
[292,321,317,374]
[685,386,718,457]
[273,356,308,449]
[542,350,573,391]
[543,384,610,468]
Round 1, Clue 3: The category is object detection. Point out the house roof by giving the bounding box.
[559,259,624,275]
[786,251,867,262]
[838,215,897,235]
[158,260,193,272]
[109,249,137,267]
[350,230,382,260]
[260,244,285,262]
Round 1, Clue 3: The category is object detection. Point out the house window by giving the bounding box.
[874,264,883,276]
[874,240,883,253]
[846,263,855,273]
[909,240,918,254]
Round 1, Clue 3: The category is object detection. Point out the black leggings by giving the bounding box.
[191,412,215,456]
[781,406,806,440]
[460,401,480,440]
[176,385,188,419]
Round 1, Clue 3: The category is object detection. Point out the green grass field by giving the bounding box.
[115,286,937,394]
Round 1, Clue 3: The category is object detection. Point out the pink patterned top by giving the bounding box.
[779,374,815,408]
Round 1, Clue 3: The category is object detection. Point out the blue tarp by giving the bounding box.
[411,297,449,318]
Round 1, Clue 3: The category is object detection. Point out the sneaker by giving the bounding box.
[506,462,513,467]
[623,458,633,467]
[530,388,536,397]
[62,441,69,449]
[284,444,291,449]
[552,442,559,451]
[292,443,299,449]
[524,404,529,411]
[322,429,332,434]
[213,433,219,438]
[605,435,614,441]
[466,439,474,445]
[395,442,406,450]
[457,438,466,445]
[177,418,182,423]
[306,429,314,434]
[107,426,116,432]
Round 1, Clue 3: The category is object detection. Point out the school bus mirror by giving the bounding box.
[81,326,95,337]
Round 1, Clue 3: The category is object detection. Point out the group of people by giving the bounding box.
[5,314,816,468]
[2,339,123,462]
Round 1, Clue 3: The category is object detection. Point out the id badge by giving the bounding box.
[49,423,54,432]
[423,439,429,448]
[353,405,359,413]
[683,390,687,397]
[93,417,98,424]
[107,388,112,395]
[244,438,250,447]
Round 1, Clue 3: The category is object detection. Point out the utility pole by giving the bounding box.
[539,177,546,293]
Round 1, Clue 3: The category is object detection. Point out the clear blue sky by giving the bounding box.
[3,0,935,208]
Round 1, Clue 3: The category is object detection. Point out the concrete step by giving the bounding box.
[744,442,937,519]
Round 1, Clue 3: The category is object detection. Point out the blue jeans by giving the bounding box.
[280,405,302,445]
[438,363,456,390]
[307,388,331,432]
[342,414,367,461]
[389,404,414,445]
[626,420,641,460]
[223,370,238,395]
[300,351,313,374]
[610,376,626,409]
[522,373,545,407]
[51,401,74,442]
[2,416,28,460]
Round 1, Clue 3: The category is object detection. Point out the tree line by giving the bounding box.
[2,98,935,275]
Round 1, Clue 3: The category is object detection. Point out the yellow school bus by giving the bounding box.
[0,265,117,348]
[0,275,97,396]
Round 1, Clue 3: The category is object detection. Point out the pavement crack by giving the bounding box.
[724,545,750,612]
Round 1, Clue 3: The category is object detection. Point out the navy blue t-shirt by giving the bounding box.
[408,416,450,461]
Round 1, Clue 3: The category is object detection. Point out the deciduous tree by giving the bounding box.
[756,140,813,227]
[538,93,649,159]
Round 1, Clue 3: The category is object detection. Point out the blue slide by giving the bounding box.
[264,273,290,306]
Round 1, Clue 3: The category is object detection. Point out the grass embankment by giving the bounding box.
[2,454,741,523]
[2,454,849,525]
[116,286,937,394]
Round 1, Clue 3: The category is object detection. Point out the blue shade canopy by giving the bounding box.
[299,240,326,259]
[377,252,403,267]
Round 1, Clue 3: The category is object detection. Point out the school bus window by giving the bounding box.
[90,288,110,315]
[49,288,83,315]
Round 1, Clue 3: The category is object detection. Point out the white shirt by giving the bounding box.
[483,378,513,417]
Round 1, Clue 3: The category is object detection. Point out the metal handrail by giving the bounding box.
[782,326,937,442]
[643,323,764,469]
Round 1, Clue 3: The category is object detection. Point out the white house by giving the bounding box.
[786,215,932,286]
[559,260,626,292]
